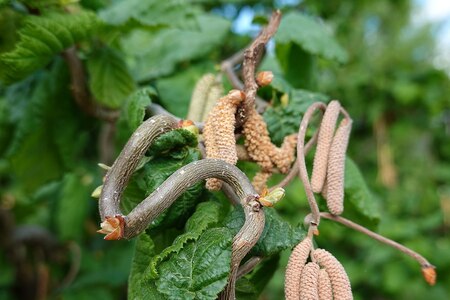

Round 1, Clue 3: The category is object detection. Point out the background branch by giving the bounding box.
[63,47,119,123]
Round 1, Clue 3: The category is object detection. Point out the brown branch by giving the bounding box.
[320,212,434,269]
[98,122,117,165]
[63,47,120,123]
[238,10,282,123]
[221,11,282,118]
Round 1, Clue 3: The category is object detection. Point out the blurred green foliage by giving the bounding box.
[0,0,448,299]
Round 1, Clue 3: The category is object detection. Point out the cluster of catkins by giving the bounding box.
[285,237,352,300]
[200,71,297,192]
[311,100,352,215]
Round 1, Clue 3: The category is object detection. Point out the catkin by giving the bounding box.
[325,119,352,215]
[318,269,332,300]
[187,74,215,121]
[275,134,298,173]
[299,262,320,300]
[243,108,297,173]
[203,90,244,190]
[312,249,352,300]
[285,237,312,300]
[311,101,341,193]
[252,171,272,194]
[202,78,223,122]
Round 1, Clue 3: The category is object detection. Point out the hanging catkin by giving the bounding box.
[312,249,352,300]
[285,237,312,300]
[325,118,352,215]
[318,269,332,300]
[299,262,320,300]
[187,74,224,122]
[203,89,244,190]
[252,171,272,194]
[243,108,297,176]
[311,101,341,193]
[188,74,215,121]
[202,77,223,122]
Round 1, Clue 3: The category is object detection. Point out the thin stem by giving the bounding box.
[270,130,319,191]
[237,256,263,279]
[320,212,434,268]
[297,102,327,225]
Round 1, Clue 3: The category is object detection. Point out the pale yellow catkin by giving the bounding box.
[325,118,352,215]
[318,268,333,300]
[312,249,352,300]
[187,74,216,121]
[299,262,320,300]
[202,78,224,122]
[203,90,244,190]
[311,101,341,193]
[285,237,313,300]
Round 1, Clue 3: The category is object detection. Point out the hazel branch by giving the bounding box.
[240,10,282,121]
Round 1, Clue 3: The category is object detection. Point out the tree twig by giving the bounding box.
[237,256,263,279]
[297,102,327,225]
[238,10,282,124]
[270,130,319,191]
[63,47,120,122]
[320,212,434,269]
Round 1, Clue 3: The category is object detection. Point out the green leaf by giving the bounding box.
[123,14,230,81]
[121,176,146,215]
[56,173,92,241]
[87,47,135,109]
[148,201,224,278]
[275,43,315,89]
[156,227,233,300]
[236,255,280,300]
[344,157,381,224]
[263,89,329,145]
[275,12,348,63]
[124,87,156,131]
[0,11,100,83]
[147,129,198,157]
[225,207,306,256]
[99,0,199,29]
[129,234,166,300]
[136,148,204,229]
[7,59,85,191]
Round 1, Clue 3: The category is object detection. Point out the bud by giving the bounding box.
[179,119,199,137]
[91,185,103,199]
[97,215,125,240]
[227,89,246,105]
[259,187,285,207]
[256,71,274,87]
[98,163,111,170]
[422,266,436,286]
